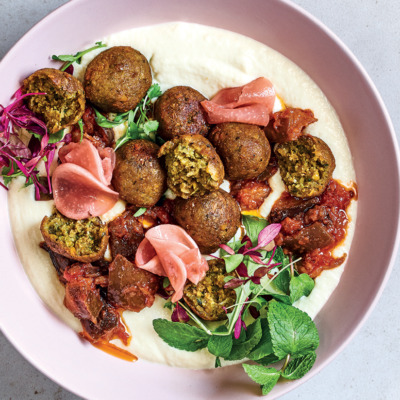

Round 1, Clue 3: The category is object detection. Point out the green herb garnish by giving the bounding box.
[133,207,147,217]
[152,215,320,395]
[92,84,162,150]
[52,41,107,71]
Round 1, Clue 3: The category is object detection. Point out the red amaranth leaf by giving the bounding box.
[219,243,235,255]
[251,223,281,251]
[171,303,190,323]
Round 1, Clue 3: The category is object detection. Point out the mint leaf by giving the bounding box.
[281,351,317,380]
[248,318,273,361]
[242,364,280,396]
[225,318,262,361]
[289,274,315,304]
[208,334,233,358]
[242,215,267,247]
[272,246,290,267]
[273,268,290,294]
[153,319,209,352]
[270,294,291,305]
[268,302,319,359]
[223,254,244,273]
[257,353,283,366]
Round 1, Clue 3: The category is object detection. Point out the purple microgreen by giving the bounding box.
[220,243,235,255]
[64,64,74,75]
[236,262,249,278]
[234,303,247,339]
[243,250,262,257]
[171,302,190,323]
[176,301,212,335]
[224,278,247,289]
[250,223,281,252]
[249,306,260,319]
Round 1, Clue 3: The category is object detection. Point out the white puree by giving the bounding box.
[8,22,357,369]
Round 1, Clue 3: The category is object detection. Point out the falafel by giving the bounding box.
[159,134,224,199]
[112,139,166,207]
[174,189,241,254]
[40,209,108,262]
[154,86,210,141]
[84,46,152,113]
[275,134,335,198]
[23,68,85,134]
[209,122,271,180]
[183,259,236,321]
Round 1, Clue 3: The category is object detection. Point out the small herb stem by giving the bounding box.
[281,354,291,372]
[178,301,212,335]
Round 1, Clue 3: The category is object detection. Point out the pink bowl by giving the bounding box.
[1,0,399,399]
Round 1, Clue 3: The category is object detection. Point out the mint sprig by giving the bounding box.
[268,301,319,359]
[152,215,319,395]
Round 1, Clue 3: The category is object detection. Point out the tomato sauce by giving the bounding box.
[274,180,356,278]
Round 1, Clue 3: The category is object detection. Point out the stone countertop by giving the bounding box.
[0,0,399,399]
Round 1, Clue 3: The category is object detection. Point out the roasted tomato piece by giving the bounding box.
[265,107,317,143]
[108,255,160,312]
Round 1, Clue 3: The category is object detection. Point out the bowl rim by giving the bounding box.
[1,0,399,399]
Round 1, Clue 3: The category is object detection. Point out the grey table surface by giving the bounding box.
[0,0,399,399]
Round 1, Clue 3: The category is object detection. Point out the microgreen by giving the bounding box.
[52,41,107,71]
[133,207,147,217]
[152,215,319,395]
[0,88,70,199]
[92,84,162,151]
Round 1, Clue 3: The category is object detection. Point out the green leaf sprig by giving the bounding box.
[152,215,319,394]
[93,84,162,151]
[52,41,107,71]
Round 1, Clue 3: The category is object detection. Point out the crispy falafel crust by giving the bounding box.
[154,86,210,141]
[159,134,225,199]
[84,46,152,113]
[209,122,271,180]
[174,189,241,254]
[112,139,166,207]
[275,134,336,198]
[40,210,108,263]
[23,68,85,134]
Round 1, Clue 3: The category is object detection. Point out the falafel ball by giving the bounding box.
[154,86,210,141]
[183,259,236,321]
[40,209,108,263]
[174,189,241,254]
[84,46,152,113]
[275,134,335,198]
[23,68,85,134]
[159,134,224,199]
[209,122,271,180]
[112,139,166,207]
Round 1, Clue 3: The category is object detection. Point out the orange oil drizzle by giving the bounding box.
[92,342,137,362]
